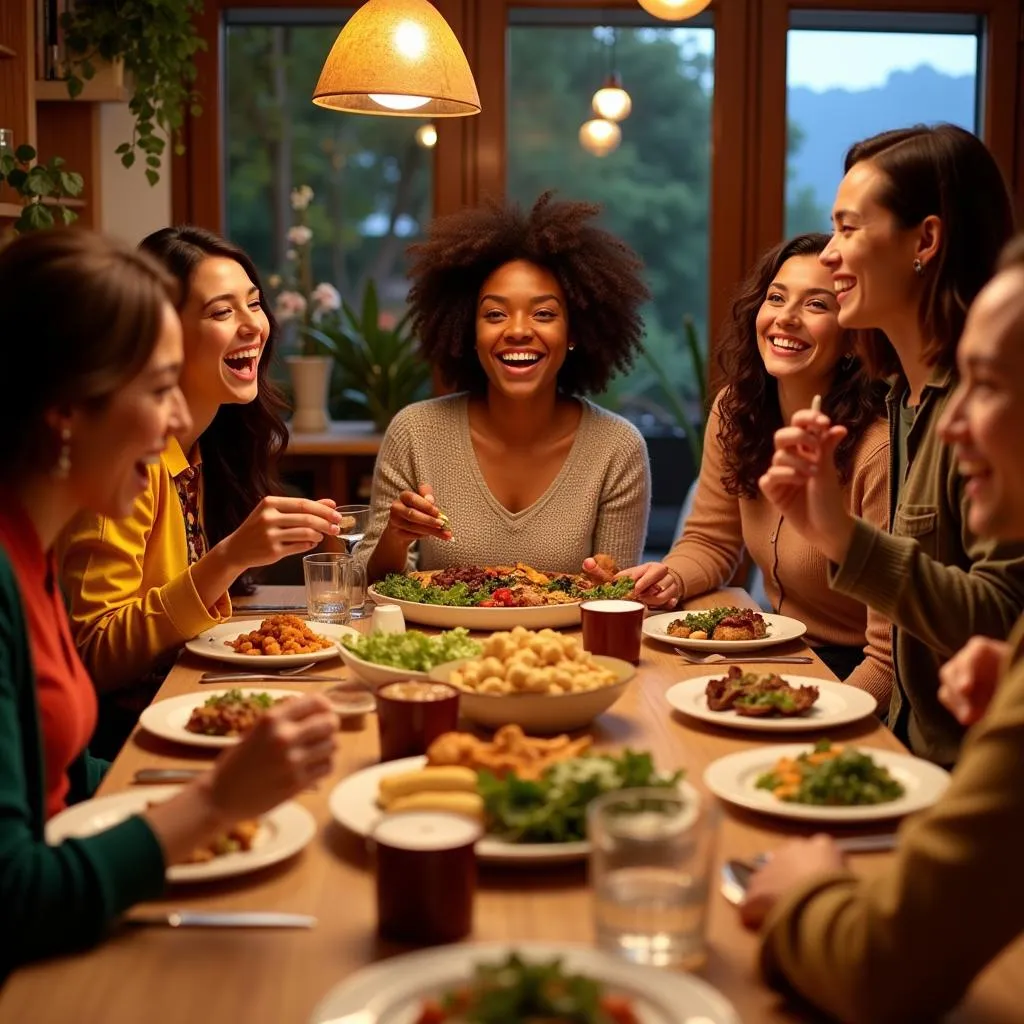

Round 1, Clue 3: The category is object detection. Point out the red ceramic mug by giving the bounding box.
[376,680,460,762]
[580,599,645,665]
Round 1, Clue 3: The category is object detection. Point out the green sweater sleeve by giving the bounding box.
[0,555,166,976]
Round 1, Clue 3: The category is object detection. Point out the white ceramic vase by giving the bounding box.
[286,355,333,433]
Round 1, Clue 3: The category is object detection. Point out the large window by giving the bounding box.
[785,12,982,236]
[223,11,433,311]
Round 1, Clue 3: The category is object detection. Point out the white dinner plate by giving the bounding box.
[184,619,358,668]
[328,755,699,864]
[643,609,807,652]
[703,743,951,823]
[666,675,877,733]
[309,941,741,1024]
[137,688,305,749]
[367,586,582,630]
[46,786,317,883]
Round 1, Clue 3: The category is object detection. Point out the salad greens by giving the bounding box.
[341,628,481,671]
[478,751,683,843]
[756,739,905,806]
[374,572,634,607]
[420,953,634,1024]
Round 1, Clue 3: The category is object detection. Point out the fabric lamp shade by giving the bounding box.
[637,0,713,20]
[313,0,481,117]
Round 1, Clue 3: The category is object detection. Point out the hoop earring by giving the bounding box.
[840,352,857,371]
[53,425,72,480]
[913,258,924,276]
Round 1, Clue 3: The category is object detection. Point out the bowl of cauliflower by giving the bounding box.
[427,626,635,734]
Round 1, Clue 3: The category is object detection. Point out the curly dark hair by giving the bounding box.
[139,226,288,594]
[406,191,650,394]
[717,233,888,499]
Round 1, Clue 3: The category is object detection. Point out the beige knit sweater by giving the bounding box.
[360,394,651,577]
[663,392,893,702]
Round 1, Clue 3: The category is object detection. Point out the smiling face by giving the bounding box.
[178,256,270,411]
[66,302,189,519]
[820,160,930,332]
[475,260,569,401]
[754,254,846,390]
[938,266,1024,540]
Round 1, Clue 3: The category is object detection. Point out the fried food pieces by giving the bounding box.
[185,689,294,737]
[705,666,819,717]
[426,724,592,780]
[227,615,334,657]
[186,819,260,863]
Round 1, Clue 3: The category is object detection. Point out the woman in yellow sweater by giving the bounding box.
[59,227,344,756]
[592,233,892,700]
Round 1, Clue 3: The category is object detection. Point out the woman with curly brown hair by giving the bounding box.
[59,227,344,756]
[593,233,893,700]
[362,192,652,580]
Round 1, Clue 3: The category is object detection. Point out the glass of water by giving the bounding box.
[302,552,350,624]
[335,504,371,554]
[587,787,716,971]
[346,556,369,620]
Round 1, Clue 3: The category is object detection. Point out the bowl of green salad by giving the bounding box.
[339,628,483,690]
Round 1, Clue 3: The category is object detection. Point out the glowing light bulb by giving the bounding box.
[637,0,712,21]
[592,75,632,122]
[393,19,428,59]
[579,118,622,157]
[415,123,438,148]
[369,94,431,111]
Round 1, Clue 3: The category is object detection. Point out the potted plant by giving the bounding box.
[270,185,341,433]
[308,279,432,434]
[0,144,84,236]
[60,0,206,184]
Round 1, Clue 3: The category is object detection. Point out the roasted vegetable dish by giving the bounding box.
[706,666,819,717]
[668,606,767,641]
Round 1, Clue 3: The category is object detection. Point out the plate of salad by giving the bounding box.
[338,628,483,688]
[309,944,741,1024]
[369,562,634,630]
[328,750,695,863]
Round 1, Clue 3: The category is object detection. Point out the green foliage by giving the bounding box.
[61,0,207,184]
[308,280,432,433]
[0,145,83,234]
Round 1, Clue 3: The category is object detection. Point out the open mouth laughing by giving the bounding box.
[767,333,811,356]
[224,345,261,382]
[496,348,546,374]
[133,452,162,487]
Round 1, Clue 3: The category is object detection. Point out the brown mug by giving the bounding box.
[372,811,481,944]
[376,680,460,762]
[580,599,645,665]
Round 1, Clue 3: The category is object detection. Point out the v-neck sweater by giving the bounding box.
[360,394,651,575]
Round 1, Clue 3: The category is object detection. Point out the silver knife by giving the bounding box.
[199,673,349,683]
[126,911,316,928]
[133,768,203,784]
[232,605,307,613]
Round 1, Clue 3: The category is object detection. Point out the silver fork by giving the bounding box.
[198,661,320,683]
[674,651,813,665]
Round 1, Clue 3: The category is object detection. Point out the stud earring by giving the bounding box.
[568,343,576,351]
[54,425,72,480]
[913,258,924,276]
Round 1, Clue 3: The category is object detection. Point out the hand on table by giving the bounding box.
[938,636,1009,726]
[739,834,847,930]
[759,407,856,565]
[583,558,681,609]
[385,483,452,545]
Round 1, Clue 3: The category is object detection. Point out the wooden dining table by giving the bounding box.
[2,587,1023,1024]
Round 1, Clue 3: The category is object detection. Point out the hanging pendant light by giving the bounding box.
[313,0,481,117]
[415,123,438,148]
[637,0,712,21]
[590,28,631,122]
[579,118,622,157]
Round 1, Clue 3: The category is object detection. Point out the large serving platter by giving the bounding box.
[368,585,582,629]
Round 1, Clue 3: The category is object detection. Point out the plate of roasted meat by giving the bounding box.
[643,607,807,651]
[665,667,877,732]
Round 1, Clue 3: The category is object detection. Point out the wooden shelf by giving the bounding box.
[34,79,128,103]
[0,202,21,218]
[0,45,16,60]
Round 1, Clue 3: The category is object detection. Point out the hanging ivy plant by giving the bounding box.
[61,0,207,185]
[0,145,84,234]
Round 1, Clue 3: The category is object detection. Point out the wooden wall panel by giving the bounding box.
[35,103,100,228]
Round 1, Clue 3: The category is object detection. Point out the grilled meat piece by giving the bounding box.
[704,666,751,710]
[705,668,819,717]
[711,609,767,641]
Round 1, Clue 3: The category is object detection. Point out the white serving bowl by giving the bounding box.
[427,656,635,734]
[337,643,430,691]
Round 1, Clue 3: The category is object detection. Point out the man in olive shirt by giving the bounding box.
[739,239,1024,1023]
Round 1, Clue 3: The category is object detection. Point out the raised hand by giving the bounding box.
[218,496,343,570]
[759,407,855,565]
[385,483,452,545]
[583,558,680,609]
[938,636,1010,726]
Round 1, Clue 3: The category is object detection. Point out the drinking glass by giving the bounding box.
[335,503,370,553]
[302,552,350,624]
[346,555,369,620]
[588,787,716,970]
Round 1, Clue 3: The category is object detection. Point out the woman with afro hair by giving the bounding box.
[362,192,652,581]
[587,233,894,702]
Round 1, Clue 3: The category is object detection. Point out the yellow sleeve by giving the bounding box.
[59,466,231,692]
[759,622,1024,1023]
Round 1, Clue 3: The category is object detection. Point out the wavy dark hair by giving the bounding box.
[139,226,288,594]
[717,233,887,499]
[844,124,1015,377]
[406,191,650,394]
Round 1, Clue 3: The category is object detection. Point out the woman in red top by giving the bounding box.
[0,228,337,973]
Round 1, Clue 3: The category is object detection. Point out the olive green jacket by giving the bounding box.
[831,367,1024,765]
[759,614,1024,1023]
